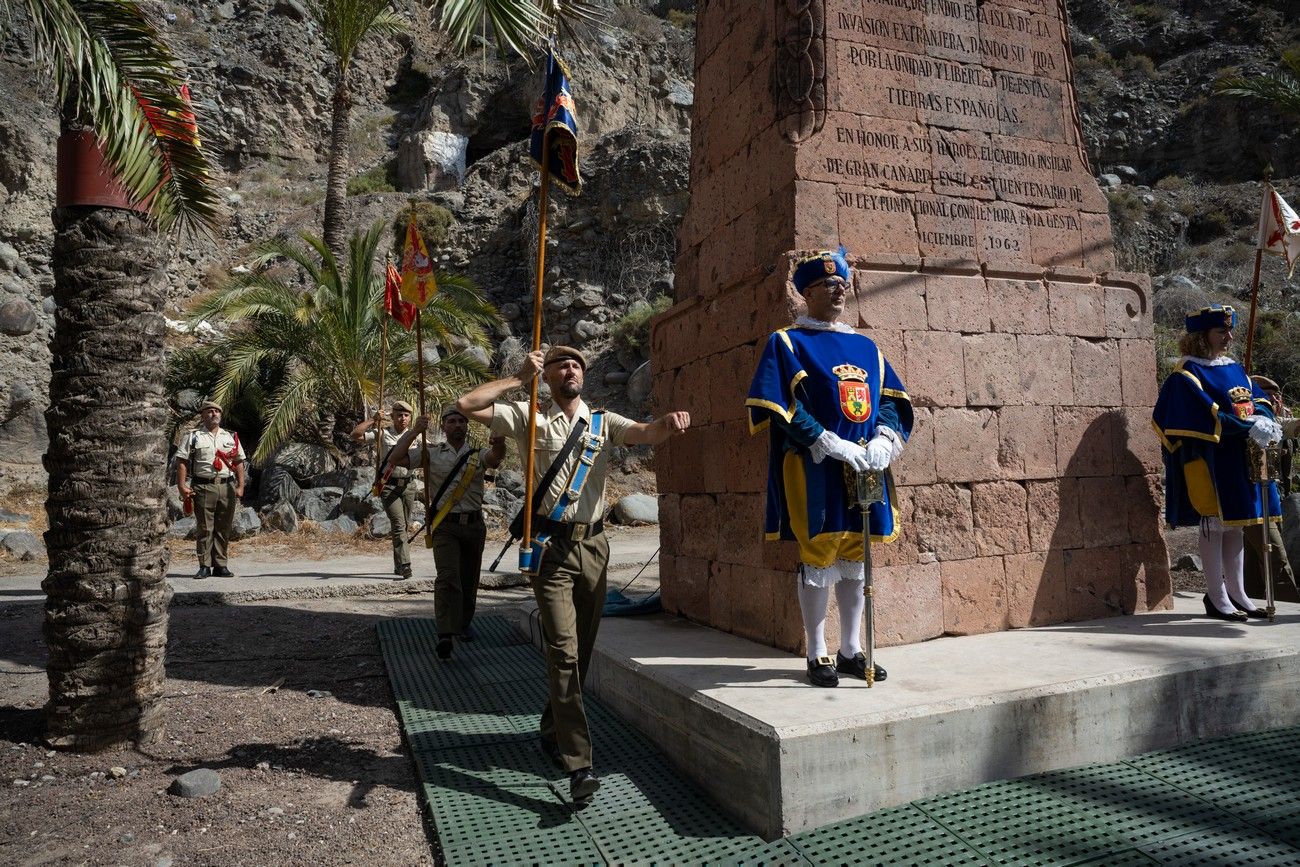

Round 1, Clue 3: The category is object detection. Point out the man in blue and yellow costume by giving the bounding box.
[1153,304,1284,622]
[746,247,913,687]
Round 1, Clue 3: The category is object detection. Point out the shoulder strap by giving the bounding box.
[429,447,475,512]
[542,411,607,524]
[508,417,588,539]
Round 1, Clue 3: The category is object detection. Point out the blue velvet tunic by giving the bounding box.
[1152,356,1280,527]
[746,326,912,567]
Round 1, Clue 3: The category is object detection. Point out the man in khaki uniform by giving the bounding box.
[1244,376,1300,603]
[386,406,505,659]
[456,345,690,804]
[351,400,416,579]
[176,400,246,578]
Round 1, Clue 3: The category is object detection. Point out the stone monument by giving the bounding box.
[653,0,1170,651]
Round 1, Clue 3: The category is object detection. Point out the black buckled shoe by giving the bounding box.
[397,565,412,580]
[569,768,600,804]
[1204,595,1248,623]
[212,566,234,578]
[436,637,453,660]
[836,651,888,683]
[195,565,211,579]
[806,656,839,688]
[1231,597,1270,619]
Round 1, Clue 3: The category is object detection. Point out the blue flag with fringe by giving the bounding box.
[529,48,581,195]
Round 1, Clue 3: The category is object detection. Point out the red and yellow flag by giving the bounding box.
[400,220,437,308]
[383,262,417,330]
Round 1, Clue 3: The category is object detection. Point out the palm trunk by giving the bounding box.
[322,75,352,259]
[43,201,172,752]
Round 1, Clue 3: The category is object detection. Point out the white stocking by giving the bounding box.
[835,575,865,658]
[1222,527,1250,609]
[1199,523,1234,614]
[797,570,832,660]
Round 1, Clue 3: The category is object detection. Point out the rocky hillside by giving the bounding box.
[1,0,1297,498]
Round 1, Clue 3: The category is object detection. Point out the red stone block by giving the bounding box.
[1077,475,1130,548]
[708,561,735,635]
[1104,284,1151,340]
[1048,280,1105,337]
[1030,210,1085,269]
[790,180,842,252]
[933,407,1004,483]
[941,556,1009,635]
[859,328,906,386]
[915,193,979,259]
[708,345,755,427]
[770,565,804,654]
[976,202,1035,262]
[998,404,1057,480]
[895,407,937,485]
[1126,474,1165,544]
[1055,405,1116,477]
[1015,334,1075,406]
[1006,550,1070,628]
[1071,338,1123,408]
[876,484,920,568]
[972,480,1030,556]
[904,330,967,407]
[652,370,676,419]
[964,332,1022,406]
[996,71,1066,142]
[1027,477,1084,551]
[679,495,720,561]
[673,359,714,428]
[988,277,1050,334]
[829,38,919,122]
[1081,213,1117,272]
[659,493,682,558]
[925,274,990,332]
[732,566,777,646]
[875,562,944,647]
[853,269,928,331]
[701,423,730,495]
[912,483,976,561]
[930,128,995,201]
[672,555,713,624]
[1063,545,1133,621]
[1113,406,1162,476]
[716,492,766,568]
[837,185,921,257]
[726,418,768,494]
[796,113,930,194]
[1119,338,1158,407]
[1126,540,1173,613]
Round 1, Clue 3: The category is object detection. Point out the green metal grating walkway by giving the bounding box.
[378,616,1300,866]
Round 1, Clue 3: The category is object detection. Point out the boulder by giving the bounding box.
[307,465,370,491]
[271,443,340,483]
[168,768,220,799]
[494,470,524,497]
[0,509,31,526]
[168,517,197,540]
[257,465,302,510]
[340,488,383,522]
[165,487,186,522]
[318,515,358,536]
[0,299,37,336]
[1173,554,1202,571]
[0,530,42,560]
[368,511,392,538]
[295,486,343,521]
[230,507,262,541]
[611,493,659,526]
[263,502,299,535]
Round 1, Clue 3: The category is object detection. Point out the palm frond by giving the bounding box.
[1215,56,1300,118]
[253,363,322,463]
[15,0,222,234]
[436,0,546,57]
[306,0,407,73]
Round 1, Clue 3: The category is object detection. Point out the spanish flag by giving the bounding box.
[399,219,437,308]
[384,262,417,330]
[1259,185,1300,278]
[529,48,582,195]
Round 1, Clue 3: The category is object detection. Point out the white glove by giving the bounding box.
[1249,416,1283,447]
[864,436,893,470]
[810,430,870,471]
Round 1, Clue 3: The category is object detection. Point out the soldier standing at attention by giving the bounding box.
[385,406,506,659]
[455,345,690,805]
[176,400,246,579]
[352,400,416,579]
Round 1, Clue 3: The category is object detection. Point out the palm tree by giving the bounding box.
[4,0,220,750]
[1215,49,1300,119]
[184,220,499,464]
[308,0,406,257]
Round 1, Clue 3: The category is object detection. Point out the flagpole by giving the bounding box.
[406,204,435,550]
[521,142,552,571]
[376,256,390,482]
[1244,247,1265,373]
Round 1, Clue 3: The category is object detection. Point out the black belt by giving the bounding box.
[445,511,483,526]
[535,516,603,541]
[193,476,233,484]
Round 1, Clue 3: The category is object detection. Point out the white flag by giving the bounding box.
[1258,186,1300,277]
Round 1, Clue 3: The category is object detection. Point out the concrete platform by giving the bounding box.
[521,592,1300,840]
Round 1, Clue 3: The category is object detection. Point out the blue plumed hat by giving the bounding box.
[792,246,850,295]
[1184,304,1236,333]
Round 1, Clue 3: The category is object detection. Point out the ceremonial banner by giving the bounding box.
[399,220,437,308]
[529,48,582,195]
[383,261,416,330]
[1259,186,1300,277]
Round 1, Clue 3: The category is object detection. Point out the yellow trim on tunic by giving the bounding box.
[880,387,910,401]
[780,451,899,567]
[1224,515,1284,527]
[1182,457,1221,517]
[1152,362,1222,446]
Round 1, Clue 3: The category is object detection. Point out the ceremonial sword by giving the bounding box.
[847,449,886,686]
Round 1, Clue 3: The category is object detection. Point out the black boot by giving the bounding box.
[806,656,839,688]
[1203,595,1248,622]
[569,768,600,804]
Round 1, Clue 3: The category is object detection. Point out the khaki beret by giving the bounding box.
[441,403,466,419]
[391,400,414,414]
[543,345,587,370]
[199,400,222,412]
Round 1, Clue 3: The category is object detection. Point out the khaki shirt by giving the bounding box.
[491,399,632,524]
[177,426,245,480]
[366,428,410,478]
[413,441,487,513]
